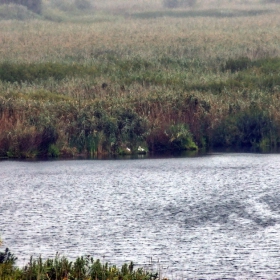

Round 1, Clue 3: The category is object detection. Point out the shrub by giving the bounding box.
[0,62,96,83]
[163,0,196,8]
[2,126,39,158]
[212,108,278,148]
[222,57,252,73]
[39,125,58,156]
[0,0,42,14]
[147,123,197,152]
[0,248,17,280]
[166,123,198,151]
[48,144,60,157]
[0,248,17,264]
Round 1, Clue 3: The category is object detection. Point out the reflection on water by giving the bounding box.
[1,153,280,279]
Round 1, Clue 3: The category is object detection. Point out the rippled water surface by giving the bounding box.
[2,153,280,279]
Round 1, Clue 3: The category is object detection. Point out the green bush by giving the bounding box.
[0,248,17,264]
[48,144,60,157]
[212,108,278,148]
[0,62,96,83]
[166,123,198,151]
[67,106,147,155]
[147,123,197,152]
[222,57,252,73]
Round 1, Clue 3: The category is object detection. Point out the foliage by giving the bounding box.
[166,124,198,151]
[0,248,17,264]
[0,0,42,14]
[147,123,197,152]
[0,4,39,20]
[0,62,96,83]
[222,57,252,73]
[211,108,279,148]
[0,248,18,280]
[0,253,154,280]
[0,1,280,156]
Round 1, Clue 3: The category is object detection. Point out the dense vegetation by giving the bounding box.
[0,0,42,14]
[0,0,280,158]
[0,248,158,280]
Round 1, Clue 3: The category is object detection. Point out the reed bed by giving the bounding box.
[0,250,158,280]
[0,0,280,157]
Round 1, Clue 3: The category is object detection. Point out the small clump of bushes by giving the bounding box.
[211,107,279,149]
[147,123,197,152]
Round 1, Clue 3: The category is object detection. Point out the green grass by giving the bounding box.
[0,251,156,280]
[0,62,98,83]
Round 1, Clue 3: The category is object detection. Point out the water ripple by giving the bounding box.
[1,154,280,279]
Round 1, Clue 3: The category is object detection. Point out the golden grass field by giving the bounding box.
[1,1,280,62]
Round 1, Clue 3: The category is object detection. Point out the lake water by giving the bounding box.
[1,153,280,279]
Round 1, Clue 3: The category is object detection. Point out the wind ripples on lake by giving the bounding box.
[1,153,280,279]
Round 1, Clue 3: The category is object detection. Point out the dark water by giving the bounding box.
[1,153,280,279]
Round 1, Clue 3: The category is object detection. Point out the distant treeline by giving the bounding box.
[0,0,42,13]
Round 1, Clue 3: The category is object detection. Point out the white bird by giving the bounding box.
[138,146,145,152]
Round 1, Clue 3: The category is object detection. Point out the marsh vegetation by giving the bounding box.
[0,249,156,280]
[0,0,280,157]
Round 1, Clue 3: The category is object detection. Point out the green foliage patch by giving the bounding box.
[0,250,154,280]
[0,62,97,83]
[212,107,279,148]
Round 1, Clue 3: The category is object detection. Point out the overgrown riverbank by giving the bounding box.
[0,248,159,280]
[1,0,280,158]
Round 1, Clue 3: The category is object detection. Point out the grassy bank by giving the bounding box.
[0,249,159,280]
[1,0,280,157]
